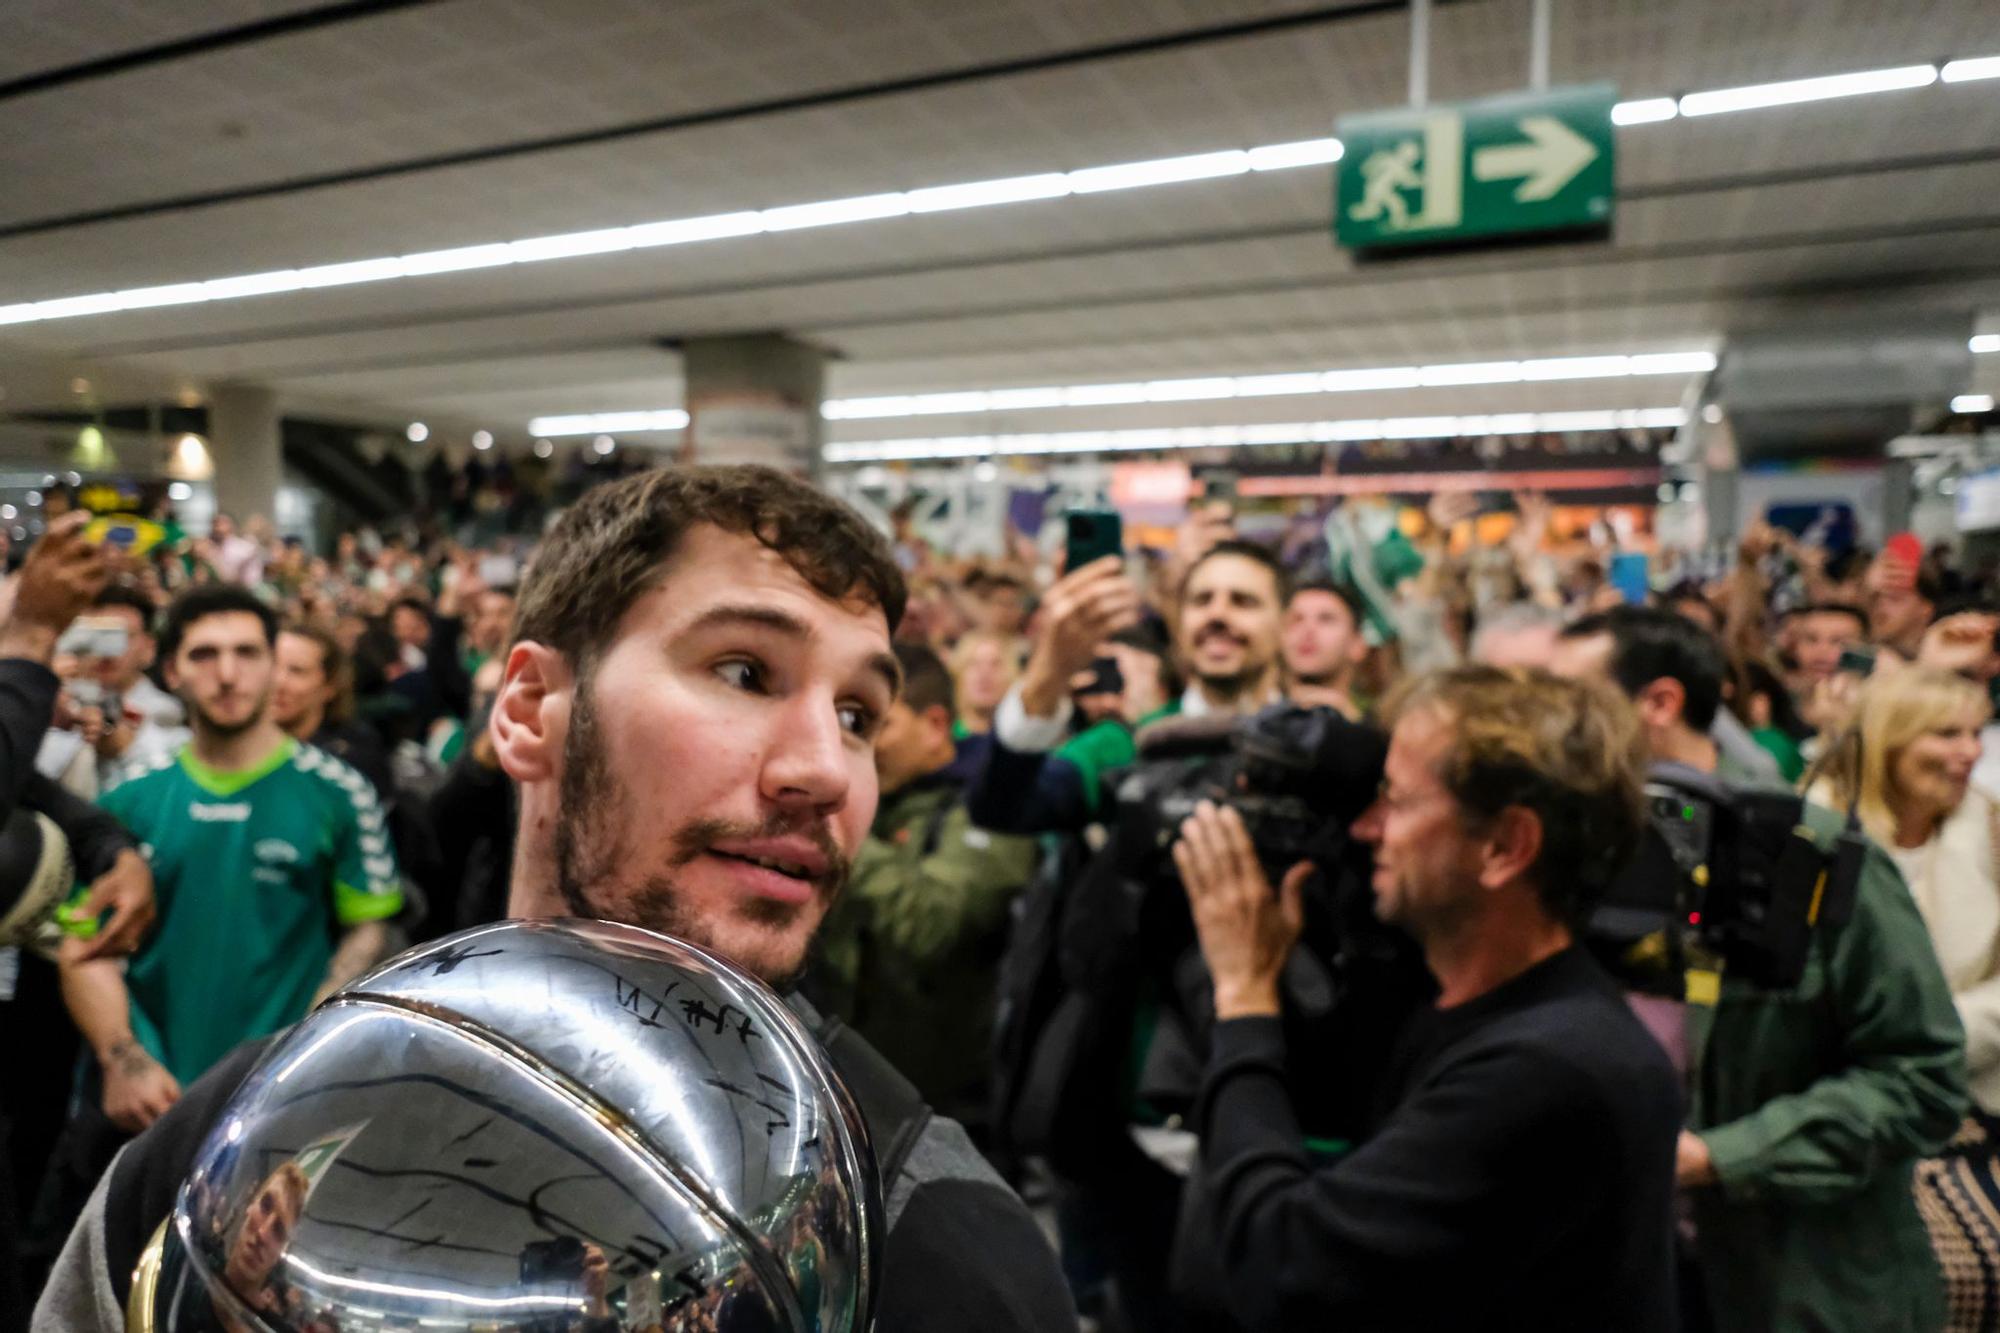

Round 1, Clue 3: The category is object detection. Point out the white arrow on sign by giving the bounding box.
[1471,115,1598,202]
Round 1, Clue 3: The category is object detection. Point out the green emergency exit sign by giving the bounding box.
[1335,83,1616,254]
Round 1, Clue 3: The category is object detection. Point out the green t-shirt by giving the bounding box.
[99,738,403,1084]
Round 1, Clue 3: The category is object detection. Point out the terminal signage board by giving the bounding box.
[1336,83,1616,255]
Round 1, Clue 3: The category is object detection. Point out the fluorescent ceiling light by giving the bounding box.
[30,293,130,319]
[1323,367,1422,392]
[1973,335,2000,354]
[1519,355,1631,380]
[200,270,306,299]
[906,173,1072,213]
[1611,97,1678,126]
[506,227,637,262]
[1064,382,1149,407]
[115,282,212,311]
[625,212,767,248]
[296,257,408,288]
[1419,361,1522,387]
[985,387,1068,410]
[823,407,1687,463]
[1234,372,1327,397]
[399,242,516,276]
[1952,394,1995,413]
[1146,376,1238,402]
[1067,150,1250,194]
[1679,63,1937,117]
[761,192,910,231]
[549,347,1718,429]
[1247,138,1344,170]
[1942,56,2000,84]
[1627,351,1719,375]
[526,409,689,437]
[3,51,1990,329]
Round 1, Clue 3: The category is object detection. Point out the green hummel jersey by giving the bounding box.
[99,737,403,1085]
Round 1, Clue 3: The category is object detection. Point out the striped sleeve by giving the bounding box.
[300,745,403,925]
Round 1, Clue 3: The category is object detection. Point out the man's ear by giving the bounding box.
[922,703,955,745]
[1479,805,1545,892]
[161,655,181,691]
[491,641,573,785]
[1635,677,1686,733]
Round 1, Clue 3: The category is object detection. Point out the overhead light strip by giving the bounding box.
[822,408,1689,463]
[526,350,1716,435]
[1,55,1991,330]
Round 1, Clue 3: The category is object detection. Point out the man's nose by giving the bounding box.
[1351,801,1385,844]
[761,696,852,811]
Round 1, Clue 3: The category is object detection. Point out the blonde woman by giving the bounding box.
[948,630,1022,738]
[1815,665,2000,1332]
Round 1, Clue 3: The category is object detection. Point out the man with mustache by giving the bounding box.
[972,539,1287,834]
[35,466,1072,1333]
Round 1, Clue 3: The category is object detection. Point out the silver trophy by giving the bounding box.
[129,918,880,1332]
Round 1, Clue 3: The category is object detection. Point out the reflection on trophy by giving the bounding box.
[126,919,881,1332]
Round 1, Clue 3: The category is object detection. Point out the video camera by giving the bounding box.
[1120,713,1854,997]
[1591,763,1863,995]
[1114,703,1388,882]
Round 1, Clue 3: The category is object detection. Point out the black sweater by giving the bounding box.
[1197,947,1681,1333]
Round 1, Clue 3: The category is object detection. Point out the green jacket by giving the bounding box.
[1686,803,1967,1333]
[1060,699,1181,811]
[814,775,1039,1123]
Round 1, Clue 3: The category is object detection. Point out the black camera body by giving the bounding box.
[1591,763,1863,995]
[1114,704,1388,884]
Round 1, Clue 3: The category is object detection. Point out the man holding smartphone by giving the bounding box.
[976,535,1286,834]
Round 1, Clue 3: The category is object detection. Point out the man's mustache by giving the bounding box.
[672,815,850,895]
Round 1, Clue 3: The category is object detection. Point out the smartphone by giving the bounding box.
[477,554,520,588]
[56,620,128,660]
[1205,471,1239,506]
[1073,655,1125,699]
[1064,508,1123,570]
[1836,645,1878,677]
[1609,552,1650,607]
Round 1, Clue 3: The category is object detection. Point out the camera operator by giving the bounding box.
[1174,666,1680,1331]
[1552,606,1966,1333]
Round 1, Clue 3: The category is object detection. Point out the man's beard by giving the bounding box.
[1188,622,1271,702]
[187,688,270,739]
[552,676,851,988]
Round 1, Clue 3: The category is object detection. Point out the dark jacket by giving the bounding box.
[1685,804,1967,1332]
[813,773,1040,1126]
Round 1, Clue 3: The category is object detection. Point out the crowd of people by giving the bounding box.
[4,462,2000,1331]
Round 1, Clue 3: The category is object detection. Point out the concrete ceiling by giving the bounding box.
[1,0,1997,456]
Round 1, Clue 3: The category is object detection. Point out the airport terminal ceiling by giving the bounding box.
[2,0,1999,457]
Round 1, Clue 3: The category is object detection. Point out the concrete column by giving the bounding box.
[681,334,825,476]
[207,383,283,524]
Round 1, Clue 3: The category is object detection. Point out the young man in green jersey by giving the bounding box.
[55,585,401,1141]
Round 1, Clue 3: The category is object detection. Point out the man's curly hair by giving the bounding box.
[513,464,906,673]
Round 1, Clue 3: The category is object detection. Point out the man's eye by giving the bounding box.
[715,659,765,692]
[837,703,877,737]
